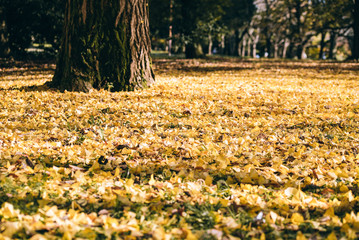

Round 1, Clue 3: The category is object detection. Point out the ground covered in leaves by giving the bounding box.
[1,58,359,239]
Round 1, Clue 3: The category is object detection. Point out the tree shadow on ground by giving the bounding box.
[0,64,56,92]
[1,58,358,91]
[153,57,359,73]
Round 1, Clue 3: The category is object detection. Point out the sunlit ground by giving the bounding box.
[0,58,359,239]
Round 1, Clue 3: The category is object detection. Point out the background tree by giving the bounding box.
[221,0,255,56]
[0,4,10,58]
[352,0,359,59]
[0,0,64,59]
[175,0,229,58]
[0,0,356,60]
[311,0,352,59]
[149,0,171,51]
[50,0,154,92]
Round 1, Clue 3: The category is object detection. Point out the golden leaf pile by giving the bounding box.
[0,59,359,239]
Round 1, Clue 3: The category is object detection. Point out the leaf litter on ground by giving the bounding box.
[0,58,359,239]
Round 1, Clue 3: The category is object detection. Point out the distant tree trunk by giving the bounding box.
[296,43,303,59]
[51,0,154,92]
[252,31,259,58]
[274,42,279,58]
[234,29,240,56]
[283,38,289,58]
[238,41,242,56]
[168,0,173,56]
[242,36,247,57]
[263,27,272,57]
[208,34,212,55]
[301,45,307,59]
[0,7,10,58]
[185,43,203,58]
[219,34,225,54]
[224,35,230,55]
[229,34,237,56]
[273,37,282,58]
[319,31,326,59]
[328,30,336,59]
[286,36,295,58]
[353,0,359,60]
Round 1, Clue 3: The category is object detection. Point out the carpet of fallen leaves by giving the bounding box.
[1,58,359,239]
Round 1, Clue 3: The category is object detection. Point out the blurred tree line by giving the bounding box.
[0,0,64,59]
[150,0,358,60]
[0,0,358,60]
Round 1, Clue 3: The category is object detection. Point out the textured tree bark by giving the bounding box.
[50,0,154,92]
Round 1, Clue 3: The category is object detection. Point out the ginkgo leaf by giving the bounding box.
[1,59,359,239]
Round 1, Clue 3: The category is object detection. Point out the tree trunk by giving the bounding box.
[234,29,240,56]
[238,41,242,56]
[263,27,272,58]
[319,31,326,59]
[219,34,225,55]
[252,31,259,58]
[0,7,10,58]
[168,0,173,56]
[51,0,154,92]
[247,37,251,57]
[224,35,230,55]
[296,44,303,59]
[229,34,236,56]
[286,39,295,58]
[282,38,289,58]
[353,0,359,60]
[242,36,247,57]
[185,42,203,58]
[328,30,336,59]
[274,43,278,58]
[208,34,212,55]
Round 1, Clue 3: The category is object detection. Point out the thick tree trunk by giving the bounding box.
[353,0,359,60]
[51,0,154,92]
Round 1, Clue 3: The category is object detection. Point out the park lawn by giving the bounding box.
[0,58,359,239]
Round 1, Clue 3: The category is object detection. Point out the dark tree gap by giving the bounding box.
[50,0,155,92]
[353,0,359,60]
